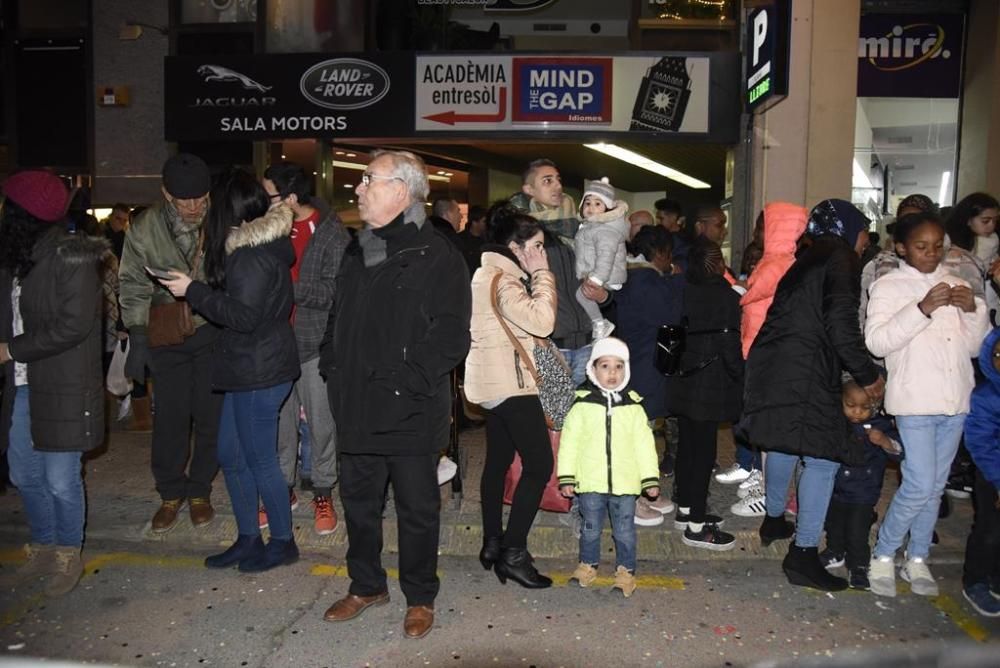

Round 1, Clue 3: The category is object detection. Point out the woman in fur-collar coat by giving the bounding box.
[161,169,300,574]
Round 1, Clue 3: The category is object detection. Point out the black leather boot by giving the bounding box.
[782,544,848,591]
[759,514,795,547]
[205,535,264,569]
[479,536,502,571]
[495,547,552,589]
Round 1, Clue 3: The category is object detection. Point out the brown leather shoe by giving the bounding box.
[403,605,434,639]
[189,498,215,527]
[151,499,184,533]
[323,592,389,622]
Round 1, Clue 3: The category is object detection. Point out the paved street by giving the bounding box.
[1,424,998,667]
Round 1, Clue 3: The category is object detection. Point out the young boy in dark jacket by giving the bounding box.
[961,328,1000,616]
[821,380,902,591]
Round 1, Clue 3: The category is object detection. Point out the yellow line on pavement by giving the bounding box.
[309,564,685,590]
[550,573,686,590]
[931,594,990,642]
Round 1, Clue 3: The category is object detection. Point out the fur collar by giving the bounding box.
[34,226,110,266]
[225,204,293,255]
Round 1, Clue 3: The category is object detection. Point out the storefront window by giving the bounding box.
[181,0,257,25]
[854,98,958,219]
[853,11,964,221]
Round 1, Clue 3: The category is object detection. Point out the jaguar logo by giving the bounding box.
[198,65,272,93]
[300,58,390,110]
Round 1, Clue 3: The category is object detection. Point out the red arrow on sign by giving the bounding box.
[422,87,508,126]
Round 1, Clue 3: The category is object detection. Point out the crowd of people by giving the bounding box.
[2,149,1000,641]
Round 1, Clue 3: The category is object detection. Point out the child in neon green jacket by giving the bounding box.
[558,337,660,597]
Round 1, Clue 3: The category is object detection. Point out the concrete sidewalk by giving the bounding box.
[0,422,974,566]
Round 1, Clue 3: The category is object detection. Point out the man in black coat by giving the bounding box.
[742,199,885,591]
[319,150,471,640]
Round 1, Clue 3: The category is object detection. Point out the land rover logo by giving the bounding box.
[300,58,390,110]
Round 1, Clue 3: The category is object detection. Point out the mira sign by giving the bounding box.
[744,0,790,113]
[857,14,965,98]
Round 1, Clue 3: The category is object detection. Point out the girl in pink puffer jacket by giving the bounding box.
[740,202,809,359]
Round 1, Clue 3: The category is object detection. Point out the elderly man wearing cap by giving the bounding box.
[119,153,222,532]
[0,170,107,596]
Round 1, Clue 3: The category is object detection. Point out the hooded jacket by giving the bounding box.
[320,211,471,456]
[557,382,659,496]
[740,202,808,359]
[865,262,988,416]
[2,227,107,452]
[185,205,300,392]
[574,200,630,287]
[742,236,881,462]
[465,249,557,405]
[965,328,1000,490]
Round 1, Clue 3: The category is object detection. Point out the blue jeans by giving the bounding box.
[578,492,637,572]
[874,413,965,560]
[735,442,762,471]
[7,387,85,546]
[765,451,839,548]
[559,344,593,388]
[298,420,312,480]
[217,382,293,540]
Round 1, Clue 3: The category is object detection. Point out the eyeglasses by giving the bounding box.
[360,172,403,187]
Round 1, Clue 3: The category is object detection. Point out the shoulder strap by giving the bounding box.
[490,272,541,384]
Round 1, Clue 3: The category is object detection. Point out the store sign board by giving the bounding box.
[415,54,711,134]
[164,52,737,141]
[857,13,965,98]
[744,0,790,113]
[164,54,414,140]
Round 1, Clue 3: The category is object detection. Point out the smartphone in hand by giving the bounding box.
[145,266,175,280]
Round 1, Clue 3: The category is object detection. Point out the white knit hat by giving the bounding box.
[582,177,615,210]
[586,336,631,392]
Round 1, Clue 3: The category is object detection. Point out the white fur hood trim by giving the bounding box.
[225,204,294,255]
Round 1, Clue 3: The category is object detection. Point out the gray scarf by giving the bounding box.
[358,203,427,268]
[165,200,203,264]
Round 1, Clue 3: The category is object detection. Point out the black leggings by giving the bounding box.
[675,416,718,524]
[481,395,553,549]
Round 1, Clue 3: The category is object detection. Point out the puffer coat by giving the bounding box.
[3,227,107,452]
[464,248,557,405]
[574,200,630,287]
[741,235,881,463]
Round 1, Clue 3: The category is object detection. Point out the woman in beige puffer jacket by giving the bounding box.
[465,205,557,589]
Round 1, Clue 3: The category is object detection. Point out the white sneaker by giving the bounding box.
[634,497,665,526]
[715,463,752,485]
[900,556,938,596]
[591,319,616,340]
[437,456,458,486]
[730,486,766,517]
[869,555,897,598]
[737,470,764,498]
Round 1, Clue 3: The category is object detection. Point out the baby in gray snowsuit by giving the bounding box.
[574,177,629,340]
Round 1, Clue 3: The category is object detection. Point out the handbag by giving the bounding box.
[503,429,572,513]
[489,274,576,430]
[147,301,196,348]
[105,338,132,396]
[146,233,202,349]
[655,319,735,377]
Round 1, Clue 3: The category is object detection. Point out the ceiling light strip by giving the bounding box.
[583,143,711,190]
